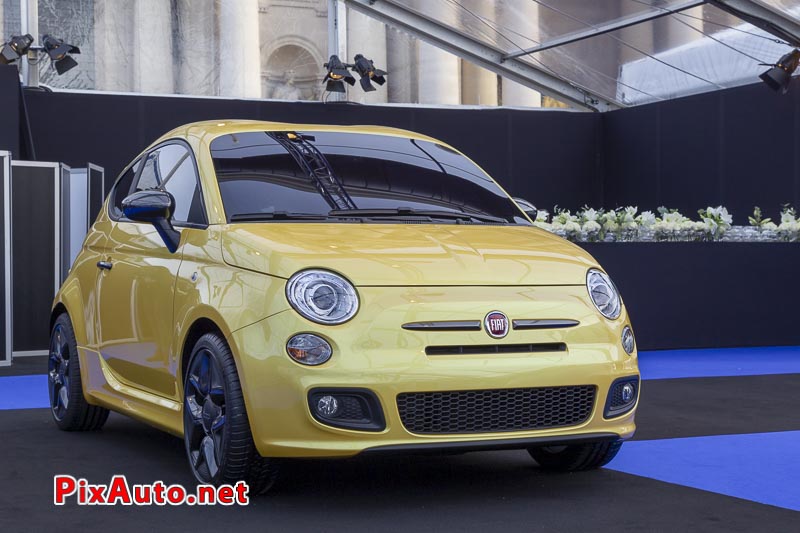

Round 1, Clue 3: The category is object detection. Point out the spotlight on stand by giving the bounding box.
[42,34,80,75]
[0,34,34,65]
[352,54,386,92]
[760,48,800,94]
[323,55,355,93]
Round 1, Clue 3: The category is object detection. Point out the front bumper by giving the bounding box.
[232,285,639,458]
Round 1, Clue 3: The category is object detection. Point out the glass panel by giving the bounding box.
[761,0,800,15]
[210,131,529,224]
[518,3,797,105]
[159,147,204,225]
[110,159,141,218]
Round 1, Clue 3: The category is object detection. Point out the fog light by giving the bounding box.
[621,382,635,403]
[316,395,339,416]
[621,326,635,355]
[286,334,332,365]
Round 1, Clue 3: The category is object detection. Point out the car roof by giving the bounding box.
[152,120,446,148]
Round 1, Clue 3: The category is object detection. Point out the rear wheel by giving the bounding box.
[528,440,622,471]
[48,313,109,431]
[183,332,279,495]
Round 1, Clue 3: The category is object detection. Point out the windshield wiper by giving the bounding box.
[327,208,507,224]
[230,211,331,222]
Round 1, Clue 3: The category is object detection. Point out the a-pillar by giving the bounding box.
[347,8,388,104]
[218,0,261,98]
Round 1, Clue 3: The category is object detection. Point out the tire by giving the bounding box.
[183,332,279,495]
[528,440,623,471]
[48,313,110,431]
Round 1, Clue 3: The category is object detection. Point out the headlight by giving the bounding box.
[586,268,621,320]
[286,269,359,324]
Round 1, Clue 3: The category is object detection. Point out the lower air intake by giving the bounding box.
[397,385,596,434]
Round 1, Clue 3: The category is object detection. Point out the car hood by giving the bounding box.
[220,223,597,286]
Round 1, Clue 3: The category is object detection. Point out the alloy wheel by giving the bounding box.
[184,349,227,481]
[48,324,70,420]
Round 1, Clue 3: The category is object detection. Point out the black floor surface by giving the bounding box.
[1,359,798,531]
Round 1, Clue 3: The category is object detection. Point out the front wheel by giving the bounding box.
[528,440,622,471]
[48,313,109,431]
[183,332,279,495]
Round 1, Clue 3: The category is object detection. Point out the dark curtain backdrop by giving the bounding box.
[2,65,800,220]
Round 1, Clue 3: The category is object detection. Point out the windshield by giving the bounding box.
[210,131,529,225]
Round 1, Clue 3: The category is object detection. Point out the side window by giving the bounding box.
[124,143,205,225]
[135,152,160,191]
[110,159,141,218]
[158,144,205,225]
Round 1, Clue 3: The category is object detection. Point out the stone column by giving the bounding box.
[386,27,417,103]
[499,0,541,107]
[415,0,460,105]
[418,43,460,105]
[94,0,135,92]
[218,0,261,98]
[460,0,497,106]
[176,0,216,96]
[502,78,541,107]
[346,8,387,104]
[133,0,174,94]
[462,63,497,106]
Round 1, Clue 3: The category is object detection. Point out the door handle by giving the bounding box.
[97,261,113,271]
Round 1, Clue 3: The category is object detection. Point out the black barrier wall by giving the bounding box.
[18,87,604,212]
[602,78,800,217]
[2,65,800,217]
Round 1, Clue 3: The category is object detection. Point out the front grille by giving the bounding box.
[425,343,566,356]
[397,385,596,434]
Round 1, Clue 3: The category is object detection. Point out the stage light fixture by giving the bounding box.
[42,34,80,74]
[0,34,34,65]
[352,54,386,92]
[760,48,800,94]
[323,55,355,93]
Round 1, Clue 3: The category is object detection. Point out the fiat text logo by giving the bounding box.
[484,311,509,339]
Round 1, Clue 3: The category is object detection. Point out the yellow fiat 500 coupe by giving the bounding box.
[49,120,639,493]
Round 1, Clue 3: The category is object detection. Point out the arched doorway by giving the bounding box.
[263,44,323,101]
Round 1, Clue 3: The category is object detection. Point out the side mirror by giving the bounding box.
[122,190,181,253]
[513,197,538,221]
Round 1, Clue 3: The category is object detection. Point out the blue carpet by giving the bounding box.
[607,431,800,511]
[638,346,800,380]
[0,375,49,409]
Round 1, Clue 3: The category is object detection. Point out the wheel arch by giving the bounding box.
[179,316,228,382]
[50,301,68,330]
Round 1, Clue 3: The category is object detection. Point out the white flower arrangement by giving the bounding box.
[697,206,733,241]
[551,208,582,240]
[527,204,798,243]
[532,209,552,232]
[579,207,604,242]
[777,206,800,242]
